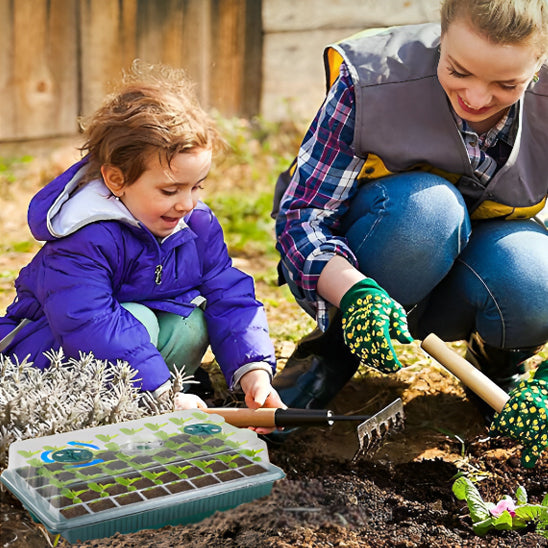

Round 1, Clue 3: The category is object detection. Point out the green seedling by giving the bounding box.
[37,467,57,480]
[453,476,548,538]
[114,476,141,492]
[119,427,143,436]
[115,452,135,464]
[17,449,43,459]
[240,448,263,461]
[191,459,216,474]
[96,433,119,443]
[174,448,201,459]
[217,453,240,468]
[87,481,113,498]
[60,487,87,504]
[188,435,208,446]
[141,470,165,485]
[164,464,192,479]
[143,422,168,432]
[153,455,174,465]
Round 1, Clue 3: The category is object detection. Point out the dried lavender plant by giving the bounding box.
[0,351,196,469]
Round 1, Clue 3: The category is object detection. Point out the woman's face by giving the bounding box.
[438,18,541,133]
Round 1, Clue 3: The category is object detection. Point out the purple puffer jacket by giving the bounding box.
[0,159,276,391]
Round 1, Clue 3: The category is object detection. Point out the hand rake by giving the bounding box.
[202,397,405,459]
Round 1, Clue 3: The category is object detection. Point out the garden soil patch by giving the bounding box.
[1,141,547,548]
[2,374,547,547]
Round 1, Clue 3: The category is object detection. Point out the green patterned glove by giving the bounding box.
[490,360,548,468]
[340,278,413,373]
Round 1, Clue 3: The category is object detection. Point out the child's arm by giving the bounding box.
[190,205,277,392]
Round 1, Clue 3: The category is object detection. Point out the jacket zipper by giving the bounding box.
[154,264,163,285]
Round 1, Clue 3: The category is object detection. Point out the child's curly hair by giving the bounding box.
[79,60,223,186]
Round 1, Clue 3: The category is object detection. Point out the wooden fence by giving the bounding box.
[0,0,262,141]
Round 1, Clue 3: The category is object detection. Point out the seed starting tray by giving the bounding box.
[1,410,285,544]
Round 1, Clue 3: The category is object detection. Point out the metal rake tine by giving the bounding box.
[352,398,405,461]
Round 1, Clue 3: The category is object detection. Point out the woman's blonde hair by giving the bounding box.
[441,0,548,57]
[80,60,222,186]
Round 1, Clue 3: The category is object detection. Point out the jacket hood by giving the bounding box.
[28,158,140,241]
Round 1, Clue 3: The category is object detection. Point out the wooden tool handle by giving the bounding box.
[421,333,510,414]
[201,408,277,427]
[200,408,334,428]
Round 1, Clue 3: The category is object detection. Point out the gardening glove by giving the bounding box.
[490,360,548,468]
[340,278,414,373]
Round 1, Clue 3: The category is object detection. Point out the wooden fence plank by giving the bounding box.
[209,0,262,118]
[79,0,138,116]
[1,0,262,141]
[134,0,211,109]
[0,0,78,140]
[179,0,212,108]
[79,0,261,119]
[263,0,441,32]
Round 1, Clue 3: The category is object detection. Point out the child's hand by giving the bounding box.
[239,369,286,434]
[239,369,284,408]
[174,392,208,410]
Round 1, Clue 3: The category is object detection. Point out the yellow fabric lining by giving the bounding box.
[325,49,345,89]
[356,153,394,180]
[325,27,389,89]
[471,197,547,220]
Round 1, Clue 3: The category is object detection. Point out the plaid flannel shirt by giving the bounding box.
[275,62,518,330]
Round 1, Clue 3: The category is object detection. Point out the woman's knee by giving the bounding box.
[343,172,471,304]
[343,171,470,236]
[459,220,548,347]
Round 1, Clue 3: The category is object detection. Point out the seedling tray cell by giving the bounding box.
[1,410,285,544]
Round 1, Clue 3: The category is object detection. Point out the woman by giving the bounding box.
[273,0,548,466]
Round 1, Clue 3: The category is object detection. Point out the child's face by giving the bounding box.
[438,18,541,133]
[115,148,212,238]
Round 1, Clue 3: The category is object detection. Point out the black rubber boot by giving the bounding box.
[465,332,540,423]
[265,312,361,443]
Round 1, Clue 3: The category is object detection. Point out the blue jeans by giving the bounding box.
[340,172,548,349]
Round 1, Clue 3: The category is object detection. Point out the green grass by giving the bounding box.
[206,191,277,258]
[0,155,34,196]
[206,116,302,259]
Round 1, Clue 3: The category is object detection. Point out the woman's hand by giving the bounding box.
[490,361,548,468]
[340,278,413,373]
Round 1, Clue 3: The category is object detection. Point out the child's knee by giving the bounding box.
[156,308,209,374]
[121,302,160,345]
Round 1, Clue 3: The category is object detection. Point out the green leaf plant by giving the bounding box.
[452,476,548,538]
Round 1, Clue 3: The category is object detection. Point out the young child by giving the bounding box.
[0,61,282,412]
[273,0,548,465]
